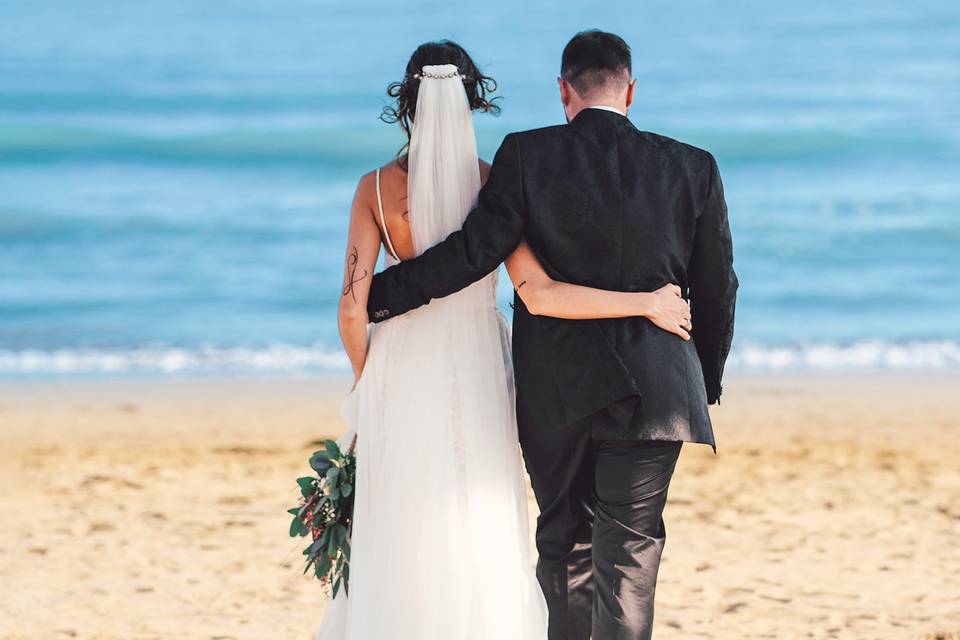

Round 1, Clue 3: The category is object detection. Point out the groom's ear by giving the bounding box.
[625,79,636,109]
[557,77,572,107]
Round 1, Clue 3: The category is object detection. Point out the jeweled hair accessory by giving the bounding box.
[413,64,466,81]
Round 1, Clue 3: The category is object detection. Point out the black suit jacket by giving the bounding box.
[366,108,737,448]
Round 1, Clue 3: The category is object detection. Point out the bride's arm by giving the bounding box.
[338,173,383,383]
[505,241,692,340]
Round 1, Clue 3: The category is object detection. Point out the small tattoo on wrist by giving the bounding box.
[516,280,527,290]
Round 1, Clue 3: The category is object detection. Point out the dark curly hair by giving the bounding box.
[381,40,500,169]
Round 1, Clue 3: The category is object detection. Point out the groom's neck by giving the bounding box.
[564,90,630,121]
[584,102,626,116]
[565,100,627,122]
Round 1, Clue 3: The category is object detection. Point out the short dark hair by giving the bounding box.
[561,30,632,98]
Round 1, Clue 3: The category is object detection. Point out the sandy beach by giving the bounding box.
[1,373,958,640]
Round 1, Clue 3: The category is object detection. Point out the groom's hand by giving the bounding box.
[646,284,692,341]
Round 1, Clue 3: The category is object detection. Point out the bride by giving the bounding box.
[317,40,692,640]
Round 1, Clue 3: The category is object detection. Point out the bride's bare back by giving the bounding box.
[369,158,491,262]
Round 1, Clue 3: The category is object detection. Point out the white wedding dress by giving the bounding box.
[314,64,549,640]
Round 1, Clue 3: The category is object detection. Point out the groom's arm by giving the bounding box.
[366,133,526,322]
[688,153,738,405]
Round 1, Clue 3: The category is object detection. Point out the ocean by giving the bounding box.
[1,0,959,377]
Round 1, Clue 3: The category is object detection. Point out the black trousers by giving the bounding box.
[520,399,683,640]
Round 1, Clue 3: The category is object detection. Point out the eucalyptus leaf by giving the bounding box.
[307,538,325,561]
[317,552,332,576]
[324,439,341,458]
[297,476,315,498]
[309,454,333,474]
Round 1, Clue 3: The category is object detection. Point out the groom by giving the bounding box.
[367,30,737,640]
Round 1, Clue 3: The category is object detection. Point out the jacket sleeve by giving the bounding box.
[689,152,738,404]
[366,133,526,322]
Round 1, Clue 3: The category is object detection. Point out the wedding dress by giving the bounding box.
[314,64,549,640]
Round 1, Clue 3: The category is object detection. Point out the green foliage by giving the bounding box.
[287,438,356,595]
[309,452,333,475]
[296,476,315,498]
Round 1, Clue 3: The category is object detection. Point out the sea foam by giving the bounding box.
[1,340,958,377]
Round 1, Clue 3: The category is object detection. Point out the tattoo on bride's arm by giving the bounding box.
[342,246,369,303]
[516,280,527,291]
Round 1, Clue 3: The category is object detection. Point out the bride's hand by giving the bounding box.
[641,284,692,340]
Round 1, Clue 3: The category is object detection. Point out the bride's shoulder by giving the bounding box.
[355,158,405,198]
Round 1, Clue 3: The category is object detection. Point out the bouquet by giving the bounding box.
[287,435,356,597]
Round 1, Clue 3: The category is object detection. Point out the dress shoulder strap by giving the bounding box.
[375,167,399,261]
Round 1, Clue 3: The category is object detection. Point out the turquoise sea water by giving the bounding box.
[1,1,959,376]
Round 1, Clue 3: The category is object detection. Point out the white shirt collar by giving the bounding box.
[587,105,626,116]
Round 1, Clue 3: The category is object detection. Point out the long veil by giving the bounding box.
[407,64,482,253]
